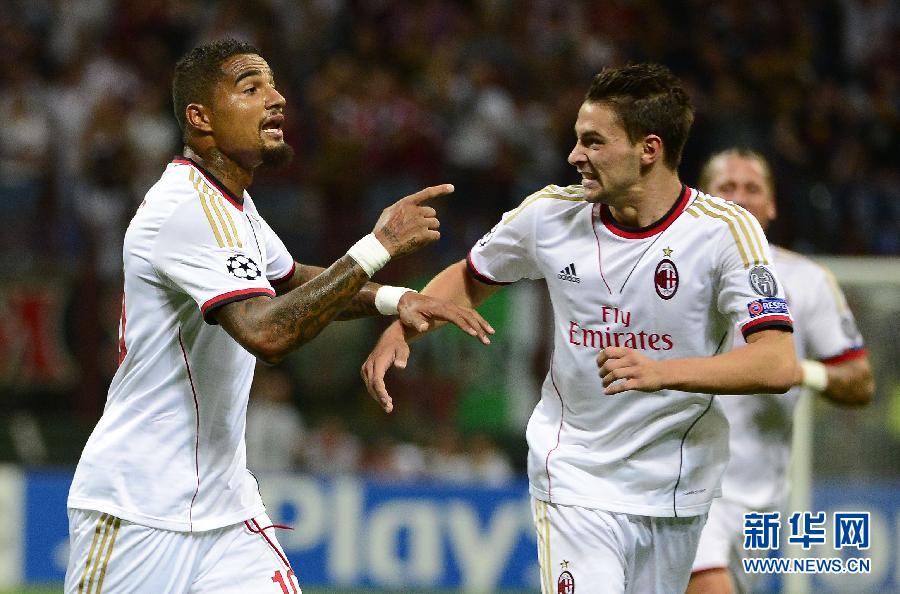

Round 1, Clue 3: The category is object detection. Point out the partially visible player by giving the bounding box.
[64,39,493,594]
[687,148,874,594]
[362,64,799,594]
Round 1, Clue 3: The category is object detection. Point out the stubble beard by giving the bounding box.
[260,140,295,170]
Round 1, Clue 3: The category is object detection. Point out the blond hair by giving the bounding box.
[698,148,775,196]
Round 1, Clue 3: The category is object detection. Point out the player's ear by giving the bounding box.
[186,103,213,134]
[640,134,663,166]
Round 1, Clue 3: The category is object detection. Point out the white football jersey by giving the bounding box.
[468,184,793,517]
[717,246,866,510]
[68,158,295,532]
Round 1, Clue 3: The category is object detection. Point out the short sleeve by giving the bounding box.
[467,189,547,284]
[802,266,866,363]
[713,204,793,340]
[152,200,275,323]
[256,215,296,286]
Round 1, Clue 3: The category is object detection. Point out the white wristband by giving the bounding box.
[346,234,391,277]
[800,359,828,392]
[375,286,416,315]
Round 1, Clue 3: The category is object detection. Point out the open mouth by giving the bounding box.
[261,114,284,140]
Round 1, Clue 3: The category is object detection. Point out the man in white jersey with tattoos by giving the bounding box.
[64,39,493,594]
[362,64,799,594]
[687,148,874,594]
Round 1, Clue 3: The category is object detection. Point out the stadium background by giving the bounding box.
[0,0,897,592]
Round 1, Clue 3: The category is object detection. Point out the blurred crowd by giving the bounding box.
[1,0,897,273]
[1,0,898,466]
[245,366,515,484]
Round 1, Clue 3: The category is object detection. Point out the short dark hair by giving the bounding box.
[585,63,694,169]
[172,38,261,139]
[698,148,775,196]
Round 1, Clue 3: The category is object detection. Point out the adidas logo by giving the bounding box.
[557,263,581,283]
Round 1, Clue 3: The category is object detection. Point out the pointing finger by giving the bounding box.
[408,184,455,204]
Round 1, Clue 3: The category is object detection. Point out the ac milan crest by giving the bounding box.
[557,570,575,594]
[654,258,679,300]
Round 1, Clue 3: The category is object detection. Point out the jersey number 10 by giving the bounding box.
[271,569,298,593]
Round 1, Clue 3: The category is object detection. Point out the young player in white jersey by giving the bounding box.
[687,149,874,594]
[361,64,799,594]
[64,39,494,594]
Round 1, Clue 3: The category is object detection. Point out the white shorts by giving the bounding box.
[692,497,769,594]
[64,508,301,594]
[531,497,706,594]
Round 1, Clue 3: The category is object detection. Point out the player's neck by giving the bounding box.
[608,173,683,228]
[183,146,253,198]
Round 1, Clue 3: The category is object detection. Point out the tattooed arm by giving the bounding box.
[214,256,372,364]
[272,264,305,296]
[213,183,492,363]
[219,257,493,365]
[276,262,382,319]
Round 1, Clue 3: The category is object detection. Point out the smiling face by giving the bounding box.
[207,53,292,169]
[568,101,645,204]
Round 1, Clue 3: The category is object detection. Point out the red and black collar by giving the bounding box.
[172,156,244,211]
[598,184,691,239]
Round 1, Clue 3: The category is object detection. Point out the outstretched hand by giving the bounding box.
[362,294,495,413]
[397,292,494,344]
[597,347,666,395]
[361,326,409,413]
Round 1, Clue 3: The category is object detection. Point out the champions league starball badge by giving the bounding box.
[226,253,262,280]
[748,265,778,297]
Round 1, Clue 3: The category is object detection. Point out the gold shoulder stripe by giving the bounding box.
[712,199,763,265]
[686,206,701,218]
[200,193,226,248]
[558,184,585,197]
[716,199,768,265]
[203,185,235,247]
[696,197,764,266]
[692,202,751,268]
[191,172,226,248]
[216,195,243,248]
[503,188,584,224]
